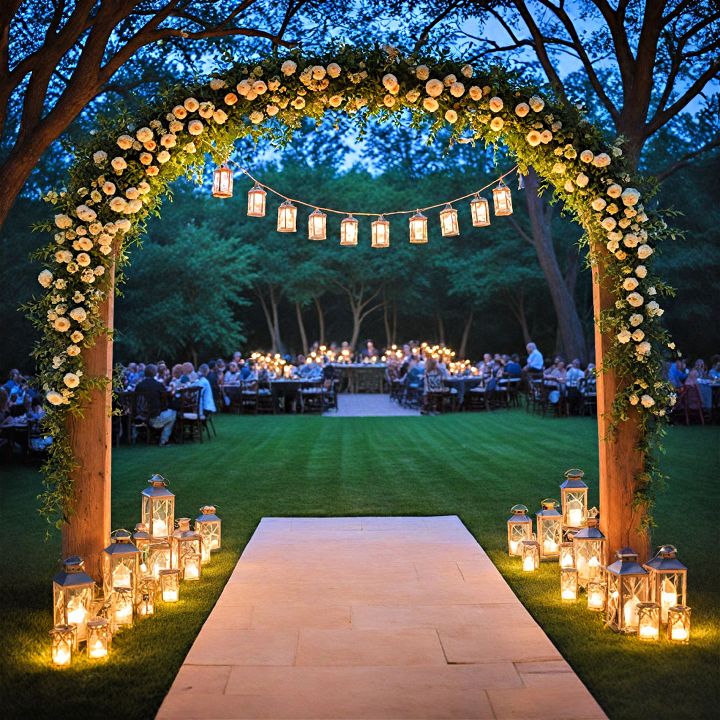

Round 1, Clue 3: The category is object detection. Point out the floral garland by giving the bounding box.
[29,45,676,527]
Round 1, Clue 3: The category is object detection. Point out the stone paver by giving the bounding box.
[158,516,606,720]
[325,393,419,416]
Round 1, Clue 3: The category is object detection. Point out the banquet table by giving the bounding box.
[443,376,484,406]
[329,363,387,393]
[696,379,719,410]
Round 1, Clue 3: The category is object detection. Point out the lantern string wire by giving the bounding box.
[230,163,519,217]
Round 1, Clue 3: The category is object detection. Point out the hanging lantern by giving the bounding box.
[637,602,661,641]
[340,215,359,246]
[277,200,297,232]
[371,215,390,248]
[160,569,180,602]
[560,468,589,528]
[506,504,532,556]
[147,540,172,579]
[521,537,540,572]
[439,204,459,237]
[136,577,157,617]
[212,164,233,198]
[558,542,575,569]
[52,556,95,643]
[132,523,151,570]
[560,567,578,602]
[171,518,203,571]
[102,529,140,600]
[86,618,111,659]
[195,505,222,563]
[308,208,327,241]
[643,545,688,624]
[141,474,175,540]
[587,579,606,612]
[247,183,266,217]
[50,624,76,667]
[492,180,513,216]
[470,195,490,227]
[409,211,428,244]
[667,605,691,643]
[571,515,606,588]
[605,547,649,633]
[536,499,562,559]
[111,586,134,630]
[182,553,202,581]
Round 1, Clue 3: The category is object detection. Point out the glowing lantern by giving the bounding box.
[605,548,649,633]
[277,200,297,232]
[212,164,233,198]
[147,540,172,579]
[102,529,140,600]
[371,215,390,248]
[53,556,94,643]
[492,180,513,216]
[643,545,687,624]
[195,505,222,563]
[439,204,459,237]
[247,183,266,217]
[86,618,110,659]
[536,499,562,559]
[340,215,359,246]
[308,208,327,240]
[136,577,157,617]
[521,537,540,572]
[470,195,490,227]
[667,605,691,643]
[111,586,134,630]
[132,523,150,568]
[171,518,202,571]
[182,553,202,580]
[560,567,578,602]
[572,515,606,588]
[558,542,575,569]
[409,211,428,244]
[506,504,532,556]
[160,569,180,602]
[141,474,175,540]
[636,602,660,641]
[50,624,76,667]
[560,468,588,528]
[587,579,606,612]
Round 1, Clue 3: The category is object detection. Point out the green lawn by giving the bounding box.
[1,410,718,719]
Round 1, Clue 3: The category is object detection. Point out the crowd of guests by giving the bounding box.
[0,369,50,456]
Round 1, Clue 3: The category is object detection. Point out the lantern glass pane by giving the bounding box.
[371,218,390,248]
[87,619,110,659]
[587,580,606,611]
[50,625,75,666]
[409,213,428,244]
[637,602,660,640]
[521,540,539,572]
[212,166,233,198]
[160,569,180,602]
[493,185,513,216]
[558,542,574,568]
[182,553,201,580]
[667,605,691,642]
[54,584,92,642]
[439,206,459,237]
[112,587,134,629]
[563,489,588,527]
[560,567,578,601]
[538,516,562,557]
[470,196,490,227]
[308,210,327,240]
[277,202,297,232]
[247,185,266,217]
[507,519,531,556]
[340,217,358,246]
[148,542,171,579]
[573,536,605,587]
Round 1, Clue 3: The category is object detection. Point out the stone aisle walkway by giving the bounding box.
[158,517,606,720]
[326,393,419,417]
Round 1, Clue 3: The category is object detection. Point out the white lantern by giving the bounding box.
[247,183,266,217]
[102,529,140,600]
[470,195,490,227]
[50,624,76,667]
[560,566,578,602]
[521,537,540,572]
[667,605,691,643]
[147,540,172,579]
[212,164,233,198]
[141,474,174,540]
[277,200,297,232]
[572,516,606,588]
[52,556,94,643]
[160,568,180,602]
[308,208,327,240]
[636,602,660,641]
[340,215,359,246]
[536,499,562,559]
[195,505,222,563]
[171,518,202,572]
[560,468,589,528]
[409,211,428,244]
[558,542,574,569]
[439,204,459,237]
[371,215,390,248]
[643,545,687,623]
[605,547,649,633]
[506,504,532,556]
[86,618,111,659]
[587,579,606,612]
[493,181,513,216]
[111,586,134,630]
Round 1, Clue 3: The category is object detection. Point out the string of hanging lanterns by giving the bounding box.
[211,163,519,247]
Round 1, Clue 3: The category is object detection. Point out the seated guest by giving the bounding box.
[523,342,544,373]
[693,359,707,378]
[135,365,176,446]
[223,361,242,385]
[709,356,720,380]
[423,358,445,393]
[196,364,217,415]
[2,369,21,394]
[240,360,256,382]
[566,359,584,415]
[180,361,197,383]
[168,364,185,390]
[668,359,687,388]
[504,353,522,378]
[402,356,424,388]
[359,339,378,362]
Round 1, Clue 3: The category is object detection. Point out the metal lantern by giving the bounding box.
[409,211,428,244]
[160,568,180,602]
[470,195,490,227]
[247,183,266,217]
[132,523,151,568]
[111,586,134,630]
[643,545,688,624]
[572,517,606,588]
[308,208,327,240]
[560,567,578,602]
[147,540,172,579]
[212,164,233,198]
[587,579,606,612]
[86,618,110,659]
[182,552,202,581]
[560,468,589,528]
[136,577,157,617]
[371,215,390,248]
[277,200,297,232]
[637,602,660,641]
[195,505,222,563]
[53,556,95,643]
[171,518,202,570]
[521,537,540,572]
[102,529,140,600]
[141,474,175,540]
[492,180,513,216]
[667,605,691,643]
[506,504,532,556]
[340,215,359,246]
[536,499,562,559]
[50,624,76,667]
[558,542,575,569]
[439,204,459,237]
[605,547,649,633]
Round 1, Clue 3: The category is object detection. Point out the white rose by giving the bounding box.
[580,150,594,163]
[631,329,645,342]
[111,157,127,172]
[444,109,458,124]
[250,110,264,124]
[640,393,655,407]
[515,102,529,118]
[327,62,341,78]
[172,105,187,119]
[443,73,456,87]
[575,173,589,188]
[102,181,116,196]
[55,214,73,229]
[635,265,647,279]
[488,96,504,112]
[621,188,641,207]
[629,395,639,406]
[564,180,575,193]
[416,65,430,81]
[327,95,343,108]
[93,150,108,165]
[312,65,326,80]
[552,163,566,174]
[281,60,297,76]
[125,199,142,213]
[69,307,87,322]
[54,317,71,332]
[425,79,444,97]
[213,109,228,124]
[607,183,622,198]
[198,102,214,119]
[526,130,542,147]
[405,89,420,103]
[591,198,607,212]
[382,73,398,92]
[592,153,611,167]
[136,127,153,142]
[291,97,305,109]
[210,78,226,91]
[637,244,654,260]
[469,86,482,100]
[76,237,93,251]
[123,187,138,200]
[266,103,280,116]
[160,133,176,148]
[47,390,65,405]
[623,233,639,248]
[601,217,617,231]
[76,252,91,267]
[461,64,473,78]
[422,97,439,112]
[627,292,644,307]
[490,116,504,131]
[109,197,127,212]
[38,269,53,288]
[449,81,465,98]
[630,313,644,327]
[529,95,545,112]
[622,277,639,291]
[540,130,553,144]
[115,218,131,232]
[188,120,204,135]
[617,329,632,344]
[184,97,200,112]
[63,372,80,389]
[117,134,133,150]
[606,239,620,253]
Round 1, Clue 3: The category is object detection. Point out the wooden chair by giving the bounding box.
[674,384,705,425]
[177,387,203,443]
[467,386,488,411]
[322,379,339,413]
[240,381,259,415]
[132,391,165,445]
[256,381,276,414]
[300,381,324,413]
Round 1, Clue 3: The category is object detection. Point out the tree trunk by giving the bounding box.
[0,150,45,231]
[295,301,308,355]
[507,289,531,346]
[525,169,588,363]
[257,292,277,353]
[269,287,283,354]
[314,295,325,346]
[350,307,362,351]
[458,309,474,359]
[62,261,115,581]
[383,295,392,349]
[436,312,445,344]
[391,301,397,346]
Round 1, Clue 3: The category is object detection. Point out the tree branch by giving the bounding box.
[655,134,720,182]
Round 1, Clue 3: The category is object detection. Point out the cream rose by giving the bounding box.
[627,292,644,307]
[55,214,73,229]
[93,150,108,165]
[515,103,529,117]
[591,198,607,212]
[488,96,504,112]
[117,134,133,150]
[111,157,127,172]
[327,62,341,78]
[184,97,200,112]
[69,307,87,322]
[490,117,504,131]
[526,130,542,147]
[63,372,80,389]
[47,390,65,405]
[617,329,632,344]
[449,81,465,98]
[416,65,430,81]
[635,265,647,279]
[575,173,589,188]
[425,79,444,97]
[469,86,482,100]
[622,277,639,291]
[38,270,53,288]
[281,60,297,76]
[640,393,655,407]
[607,184,622,198]
[580,150,594,163]
[630,313,644,327]
[529,95,545,112]
[637,244,654,260]
[54,317,71,332]
[461,64,473,78]
[422,97,439,112]
[444,109,458,123]
[631,329,645,342]
[136,127,153,142]
[593,153,611,167]
[621,187,640,206]
[188,120,204,135]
